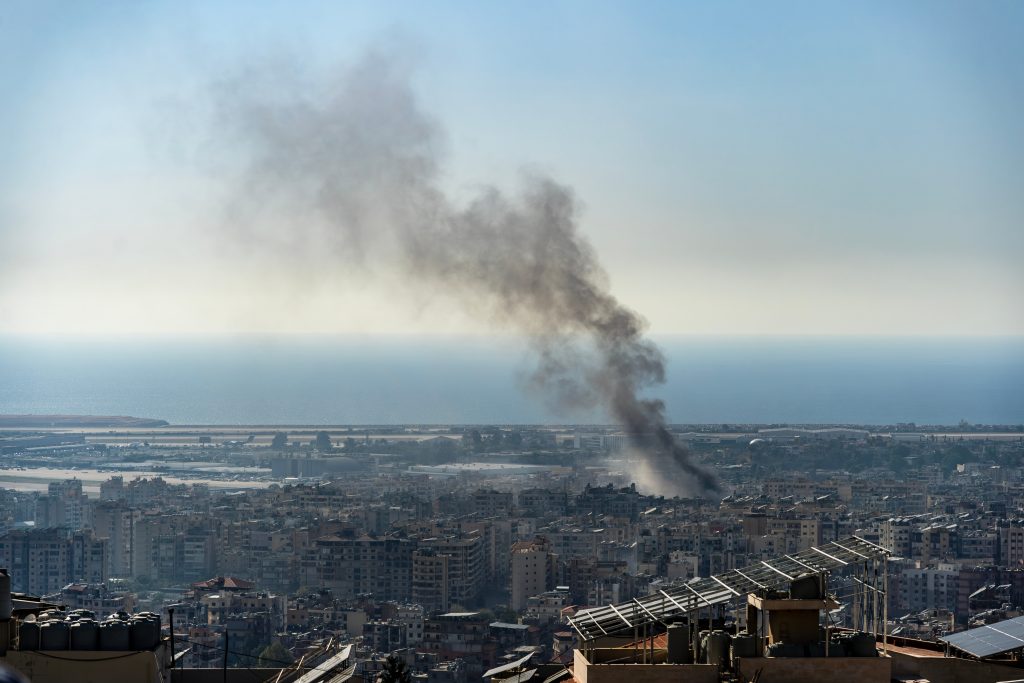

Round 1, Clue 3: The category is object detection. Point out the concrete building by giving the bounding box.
[49,582,136,615]
[510,537,559,611]
[419,534,485,609]
[301,534,415,602]
[0,528,107,595]
[882,517,915,557]
[1000,520,1024,566]
[382,602,426,645]
[34,479,87,530]
[899,564,959,614]
[471,489,513,517]
[422,612,497,677]
[132,513,220,583]
[412,548,450,613]
[98,475,126,501]
[202,590,285,631]
[90,500,139,578]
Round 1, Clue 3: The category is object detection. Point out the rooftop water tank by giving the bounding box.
[705,630,730,667]
[0,569,11,621]
[18,620,39,651]
[39,621,69,650]
[130,615,160,650]
[99,619,130,651]
[666,623,692,664]
[731,632,757,661]
[69,620,99,650]
[790,574,822,599]
[846,632,877,657]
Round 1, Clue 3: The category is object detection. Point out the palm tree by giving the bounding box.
[377,655,412,683]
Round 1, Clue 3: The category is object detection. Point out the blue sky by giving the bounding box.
[1,1,1021,335]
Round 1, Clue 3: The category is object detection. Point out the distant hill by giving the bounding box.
[0,415,170,428]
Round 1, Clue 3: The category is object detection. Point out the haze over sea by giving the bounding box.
[1,336,1021,426]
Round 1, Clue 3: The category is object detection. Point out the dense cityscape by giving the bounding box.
[0,421,1023,681]
[4,1,1020,681]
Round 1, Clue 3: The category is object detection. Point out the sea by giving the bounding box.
[0,335,1021,426]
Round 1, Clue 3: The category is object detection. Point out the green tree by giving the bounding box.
[377,655,411,683]
[492,606,519,624]
[271,432,289,449]
[257,642,294,668]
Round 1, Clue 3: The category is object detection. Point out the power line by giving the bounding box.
[186,638,302,667]
[32,650,149,663]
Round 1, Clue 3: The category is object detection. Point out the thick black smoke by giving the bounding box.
[217,50,719,495]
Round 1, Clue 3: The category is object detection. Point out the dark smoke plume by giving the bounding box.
[217,50,719,495]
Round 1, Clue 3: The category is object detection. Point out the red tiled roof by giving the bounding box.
[620,634,667,650]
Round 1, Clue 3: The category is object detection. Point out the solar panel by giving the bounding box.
[293,645,354,683]
[501,669,537,683]
[568,536,888,641]
[941,616,1024,658]
[484,652,535,678]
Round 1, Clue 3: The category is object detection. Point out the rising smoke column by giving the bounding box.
[217,50,719,495]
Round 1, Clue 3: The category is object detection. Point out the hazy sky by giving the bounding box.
[2,1,1021,336]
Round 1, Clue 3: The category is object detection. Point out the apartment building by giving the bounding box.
[510,537,558,611]
[420,534,485,609]
[1000,520,1024,566]
[302,534,415,602]
[133,513,219,583]
[412,548,450,612]
[90,500,139,578]
[34,479,87,530]
[0,527,107,595]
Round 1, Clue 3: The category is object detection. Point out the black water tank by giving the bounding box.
[70,620,99,650]
[39,621,69,650]
[18,620,39,651]
[789,574,821,599]
[847,632,877,657]
[731,633,757,660]
[130,615,160,650]
[99,619,130,651]
[666,623,692,664]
